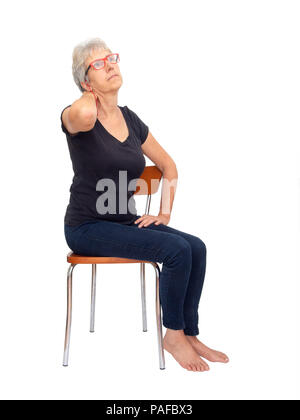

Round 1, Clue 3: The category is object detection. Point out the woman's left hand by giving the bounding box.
[134,214,170,228]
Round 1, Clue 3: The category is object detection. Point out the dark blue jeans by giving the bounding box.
[64,215,207,336]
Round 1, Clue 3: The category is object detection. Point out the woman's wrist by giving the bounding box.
[158,212,171,219]
[90,90,98,106]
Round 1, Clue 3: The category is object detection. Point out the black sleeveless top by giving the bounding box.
[60,104,149,226]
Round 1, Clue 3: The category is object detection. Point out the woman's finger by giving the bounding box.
[134,215,147,224]
[139,217,155,228]
[137,219,150,228]
[144,220,155,227]
[146,217,162,227]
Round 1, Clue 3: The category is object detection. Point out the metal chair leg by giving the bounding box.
[63,263,76,367]
[90,264,97,333]
[140,262,147,332]
[150,262,166,370]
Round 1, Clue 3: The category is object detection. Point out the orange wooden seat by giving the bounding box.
[67,251,153,265]
[63,165,166,370]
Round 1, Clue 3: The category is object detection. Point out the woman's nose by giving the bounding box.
[105,60,114,70]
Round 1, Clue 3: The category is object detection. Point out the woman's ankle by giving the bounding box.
[164,328,186,342]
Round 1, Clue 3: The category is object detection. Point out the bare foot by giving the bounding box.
[185,336,229,363]
[163,329,210,372]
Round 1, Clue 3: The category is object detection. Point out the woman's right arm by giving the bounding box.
[62,91,98,135]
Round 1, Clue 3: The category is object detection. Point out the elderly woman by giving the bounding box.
[61,37,229,372]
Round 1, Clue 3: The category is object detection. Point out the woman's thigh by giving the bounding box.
[64,217,192,263]
[140,219,207,256]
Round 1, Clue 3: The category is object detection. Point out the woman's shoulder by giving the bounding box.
[122,105,144,125]
[122,105,149,145]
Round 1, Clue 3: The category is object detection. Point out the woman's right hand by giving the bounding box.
[81,90,99,115]
[82,89,97,103]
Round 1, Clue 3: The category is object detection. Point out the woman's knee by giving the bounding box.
[164,236,192,266]
[188,235,207,258]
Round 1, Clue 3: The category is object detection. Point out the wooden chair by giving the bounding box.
[63,165,166,370]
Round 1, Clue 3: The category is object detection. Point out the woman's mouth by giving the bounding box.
[108,74,118,80]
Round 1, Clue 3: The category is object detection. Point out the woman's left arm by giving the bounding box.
[134,132,178,228]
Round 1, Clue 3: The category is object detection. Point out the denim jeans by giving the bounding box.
[64,215,207,336]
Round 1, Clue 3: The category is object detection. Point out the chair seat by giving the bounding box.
[67,251,152,265]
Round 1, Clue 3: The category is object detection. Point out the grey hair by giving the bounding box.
[72,37,112,93]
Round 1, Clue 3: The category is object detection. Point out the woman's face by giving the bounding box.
[82,49,123,94]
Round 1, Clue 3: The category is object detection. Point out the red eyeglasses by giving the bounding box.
[85,53,120,77]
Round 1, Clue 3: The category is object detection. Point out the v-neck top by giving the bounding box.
[60,104,149,226]
[96,107,130,144]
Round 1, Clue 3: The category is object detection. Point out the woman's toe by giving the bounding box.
[219,352,229,362]
[200,359,210,370]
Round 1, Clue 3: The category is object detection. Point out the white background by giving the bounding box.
[0,0,299,400]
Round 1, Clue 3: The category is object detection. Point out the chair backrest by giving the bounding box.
[134,165,163,215]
